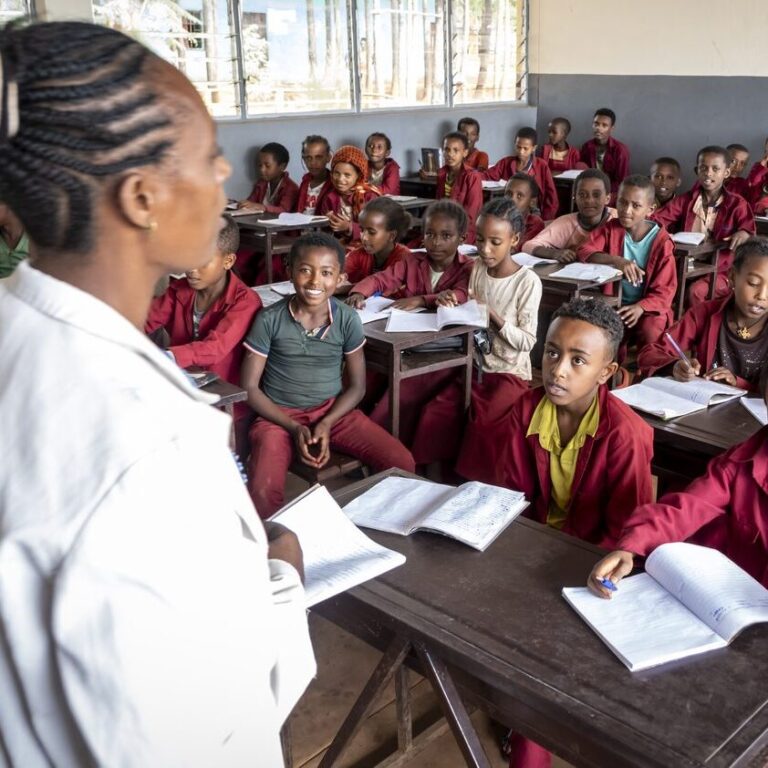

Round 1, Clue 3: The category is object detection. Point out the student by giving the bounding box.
[637,237,768,392]
[653,145,755,303]
[505,173,546,249]
[365,132,400,195]
[0,20,314,766]
[483,127,559,220]
[347,201,474,444]
[589,365,768,595]
[576,175,677,361]
[538,116,583,174]
[744,138,768,213]
[242,232,415,516]
[457,116,489,171]
[522,168,615,263]
[343,197,412,285]
[434,130,483,243]
[725,142,751,199]
[412,198,541,473]
[579,108,630,204]
[237,141,299,214]
[649,156,682,212]
[318,144,381,244]
[0,202,30,278]
[145,215,261,423]
[296,134,333,214]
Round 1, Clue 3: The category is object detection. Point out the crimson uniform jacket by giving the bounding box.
[436,163,483,244]
[636,295,757,391]
[618,426,768,587]
[725,176,750,200]
[145,273,262,417]
[318,187,381,243]
[579,137,630,202]
[520,213,546,250]
[296,172,333,214]
[651,183,755,272]
[538,143,585,175]
[465,148,489,171]
[482,155,559,220]
[576,219,677,323]
[351,250,473,309]
[498,384,654,548]
[745,163,768,210]
[344,242,411,285]
[370,158,401,196]
[247,172,299,214]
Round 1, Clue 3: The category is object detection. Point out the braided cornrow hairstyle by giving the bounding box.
[0,22,178,253]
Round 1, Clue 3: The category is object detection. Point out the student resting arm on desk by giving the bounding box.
[237,141,299,214]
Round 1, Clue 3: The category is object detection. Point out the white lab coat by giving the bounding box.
[0,262,315,767]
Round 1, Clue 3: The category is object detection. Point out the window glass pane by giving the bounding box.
[93,0,240,118]
[242,0,352,116]
[357,0,444,109]
[0,0,32,22]
[452,0,525,104]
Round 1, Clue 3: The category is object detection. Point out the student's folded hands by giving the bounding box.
[327,210,352,234]
[587,550,635,599]
[293,422,331,469]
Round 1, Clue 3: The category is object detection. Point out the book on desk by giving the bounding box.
[385,299,487,333]
[563,542,768,672]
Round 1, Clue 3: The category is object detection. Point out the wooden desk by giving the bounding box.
[233,213,329,284]
[315,469,768,768]
[554,175,577,214]
[200,376,248,413]
[399,174,505,201]
[672,241,721,320]
[385,195,435,212]
[756,216,768,236]
[362,319,474,439]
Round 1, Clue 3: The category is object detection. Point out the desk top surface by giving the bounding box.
[362,317,475,349]
[532,261,624,290]
[328,469,768,768]
[200,376,248,405]
[231,212,329,231]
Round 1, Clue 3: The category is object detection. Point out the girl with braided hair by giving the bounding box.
[0,21,314,767]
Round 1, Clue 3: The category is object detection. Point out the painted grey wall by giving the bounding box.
[532,74,768,190]
[217,104,538,199]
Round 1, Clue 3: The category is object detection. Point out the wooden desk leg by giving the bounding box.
[280,719,293,768]
[318,635,411,768]
[266,230,274,284]
[389,349,401,439]
[395,665,413,752]
[707,249,721,301]
[413,642,492,768]
[463,334,473,411]
[676,258,687,320]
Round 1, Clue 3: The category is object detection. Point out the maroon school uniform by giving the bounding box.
[538,143,584,175]
[145,273,261,419]
[618,426,768,587]
[247,171,299,214]
[465,148,490,171]
[725,176,750,200]
[579,137,630,203]
[519,213,546,250]
[746,163,768,210]
[369,158,401,196]
[436,163,483,244]
[482,156,559,220]
[318,187,381,244]
[296,172,333,214]
[344,242,411,285]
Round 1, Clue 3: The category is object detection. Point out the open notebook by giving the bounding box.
[342,476,528,551]
[271,485,405,607]
[385,299,487,332]
[357,295,396,324]
[741,397,768,425]
[257,212,328,226]
[672,231,707,246]
[547,263,621,283]
[611,377,746,420]
[563,543,768,672]
[513,253,558,267]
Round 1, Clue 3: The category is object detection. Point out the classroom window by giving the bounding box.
[0,0,33,22]
[92,0,241,118]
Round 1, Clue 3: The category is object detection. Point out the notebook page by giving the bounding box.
[253,286,284,308]
[647,543,768,642]
[357,296,395,324]
[562,577,726,672]
[556,169,582,180]
[611,385,704,420]
[417,481,527,551]
[548,263,622,283]
[342,476,456,534]
[672,231,706,246]
[385,308,439,333]
[436,299,487,329]
[269,281,296,296]
[258,212,327,226]
[273,485,406,607]
[644,377,746,406]
[513,253,558,267]
[741,397,768,425]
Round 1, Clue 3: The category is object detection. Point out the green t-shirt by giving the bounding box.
[244,296,366,408]
[0,232,29,279]
[621,222,658,305]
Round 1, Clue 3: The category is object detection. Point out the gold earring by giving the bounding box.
[143,221,157,231]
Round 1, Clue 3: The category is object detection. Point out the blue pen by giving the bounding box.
[664,332,693,372]
[372,291,382,298]
[599,578,617,592]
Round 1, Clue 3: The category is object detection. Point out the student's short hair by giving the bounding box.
[443,131,469,149]
[550,116,572,134]
[552,297,624,360]
[696,145,730,166]
[360,197,411,239]
[575,168,611,195]
[727,143,749,154]
[651,156,681,172]
[457,117,480,133]
[302,134,331,154]
[732,236,768,271]
[260,142,290,166]
[507,172,541,202]
[594,108,616,125]
[217,214,240,254]
[424,199,469,237]
[478,197,524,234]
[619,174,656,204]
[516,126,538,144]
[366,132,392,151]
[289,231,346,270]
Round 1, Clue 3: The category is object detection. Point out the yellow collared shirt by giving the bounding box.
[526,394,600,529]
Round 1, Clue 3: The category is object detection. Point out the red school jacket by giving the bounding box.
[481,155,559,220]
[576,219,677,322]
[745,163,768,210]
[318,186,381,244]
[636,294,757,391]
[369,158,401,196]
[538,143,585,175]
[651,183,755,272]
[579,137,630,200]
[344,242,411,285]
[465,148,490,171]
[498,384,654,548]
[296,172,333,214]
[247,172,299,214]
[617,425,768,587]
[351,250,473,309]
[519,213,546,250]
[436,163,483,244]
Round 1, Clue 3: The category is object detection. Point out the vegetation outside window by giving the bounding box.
[0,0,33,22]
